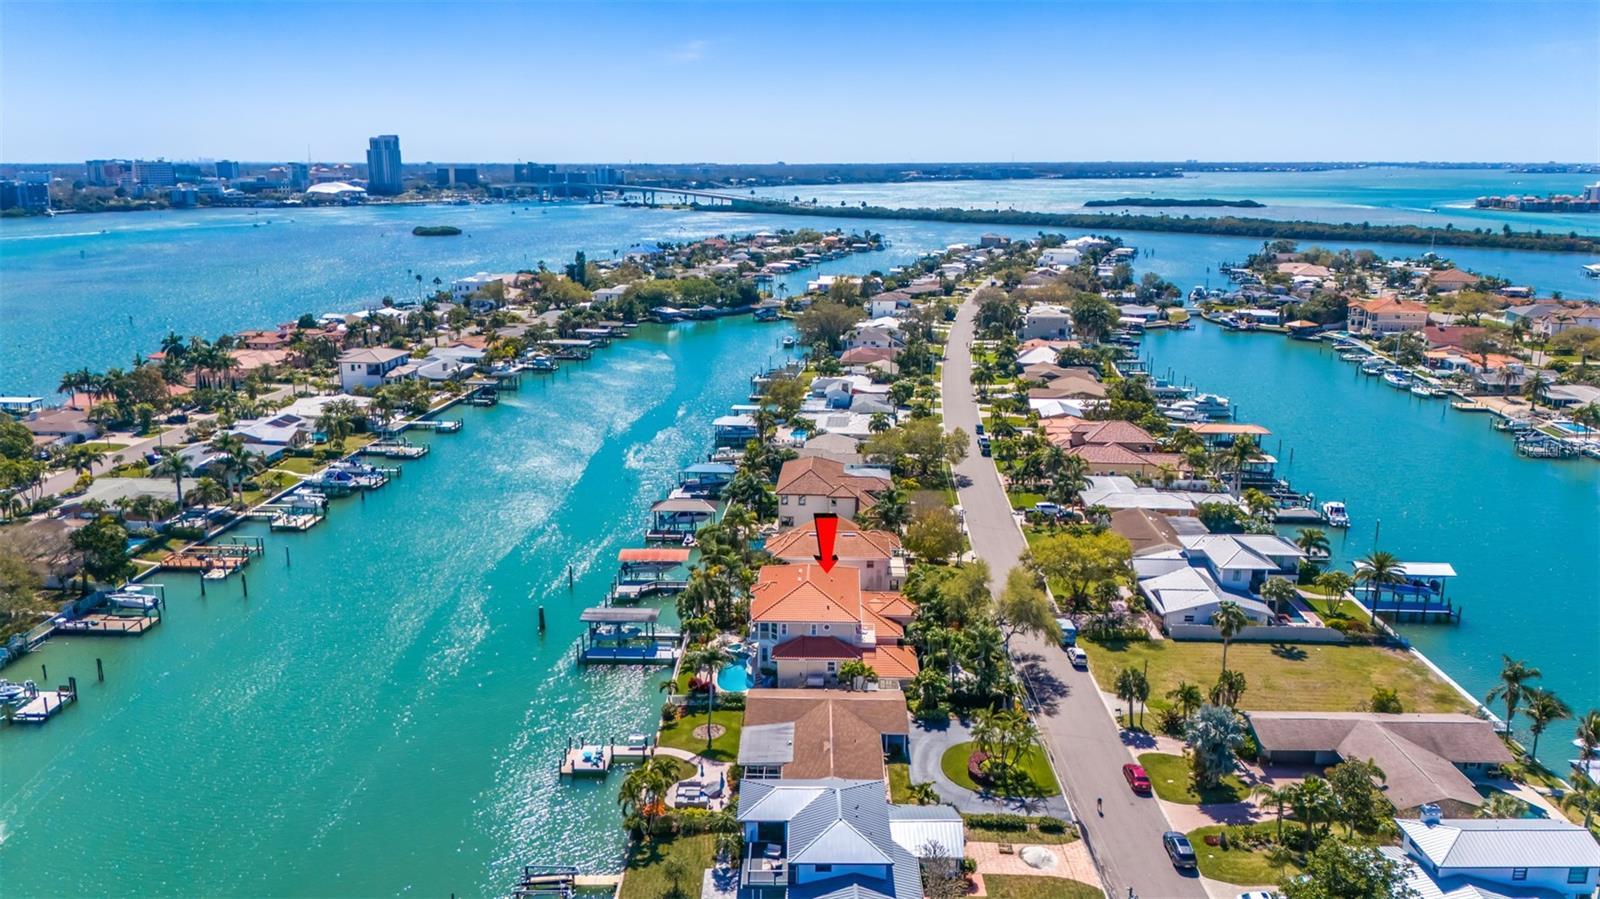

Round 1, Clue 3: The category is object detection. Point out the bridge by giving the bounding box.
[600,184,771,207]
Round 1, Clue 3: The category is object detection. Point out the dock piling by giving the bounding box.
[41,663,47,681]
[199,575,207,597]
[242,574,249,597]
[285,546,291,568]
[539,605,546,632]
[97,658,104,682]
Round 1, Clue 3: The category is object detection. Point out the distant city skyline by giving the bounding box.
[2,0,1597,164]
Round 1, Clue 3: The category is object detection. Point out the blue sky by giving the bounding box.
[2,0,1596,164]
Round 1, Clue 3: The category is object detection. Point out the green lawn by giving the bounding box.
[76,441,127,454]
[1137,752,1246,805]
[1007,490,1045,510]
[888,762,913,803]
[618,833,717,899]
[940,741,1060,797]
[274,456,322,475]
[981,874,1102,899]
[1185,824,1305,886]
[1080,639,1470,713]
[657,708,743,762]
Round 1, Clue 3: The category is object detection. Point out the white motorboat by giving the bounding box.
[0,679,38,704]
[1321,501,1350,528]
[1382,370,1412,389]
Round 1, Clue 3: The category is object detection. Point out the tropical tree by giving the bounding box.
[1574,709,1600,766]
[1210,669,1248,708]
[1281,837,1414,899]
[616,756,681,839]
[971,706,1039,793]
[1115,665,1151,728]
[151,447,192,507]
[1295,528,1331,558]
[1477,791,1530,819]
[1559,771,1600,829]
[1314,570,1355,601]
[1523,688,1571,759]
[995,566,1059,652]
[1260,577,1299,618]
[907,781,941,805]
[1326,758,1392,836]
[1355,550,1406,624]
[1213,600,1250,676]
[1166,681,1204,718]
[1185,703,1247,789]
[680,643,735,751]
[1484,655,1541,731]
[1252,782,1291,843]
[1284,776,1337,851]
[860,484,910,533]
[838,659,878,691]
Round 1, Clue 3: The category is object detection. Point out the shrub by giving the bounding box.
[960,857,977,874]
[661,702,679,723]
[965,813,1028,831]
[1370,686,1404,714]
[1036,817,1068,834]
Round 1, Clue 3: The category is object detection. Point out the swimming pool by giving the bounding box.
[1550,420,1591,436]
[716,650,753,693]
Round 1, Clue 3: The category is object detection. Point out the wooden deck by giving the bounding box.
[9,687,75,723]
[560,745,613,776]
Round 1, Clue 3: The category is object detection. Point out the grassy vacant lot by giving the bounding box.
[1137,752,1246,804]
[76,441,127,454]
[1185,824,1304,885]
[656,708,742,762]
[940,741,1060,797]
[888,761,913,803]
[618,833,716,899]
[1081,639,1469,713]
[981,874,1102,899]
[274,456,322,475]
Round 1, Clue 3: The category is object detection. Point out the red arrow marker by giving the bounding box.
[813,513,840,573]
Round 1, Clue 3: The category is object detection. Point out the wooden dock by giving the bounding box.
[560,745,613,776]
[403,418,462,433]
[512,864,579,899]
[158,538,263,576]
[8,685,76,724]
[54,613,160,636]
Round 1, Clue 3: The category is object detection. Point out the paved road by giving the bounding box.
[941,295,1205,899]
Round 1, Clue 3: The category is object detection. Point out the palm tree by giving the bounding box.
[1222,434,1260,494]
[1166,681,1204,718]
[209,432,248,499]
[1295,528,1330,558]
[1252,783,1290,844]
[617,756,680,839]
[907,781,941,805]
[151,447,192,508]
[1523,688,1571,760]
[1574,709,1600,766]
[1213,600,1250,676]
[1260,577,1299,619]
[681,643,734,751]
[862,485,909,533]
[1560,771,1600,829]
[1485,655,1541,732]
[1286,776,1335,850]
[1355,550,1406,625]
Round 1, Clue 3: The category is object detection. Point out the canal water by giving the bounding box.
[1141,323,1600,756]
[0,317,793,895]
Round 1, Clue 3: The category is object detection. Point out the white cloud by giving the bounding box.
[666,39,708,63]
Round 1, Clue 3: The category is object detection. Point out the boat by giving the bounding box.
[1338,351,1368,362]
[1161,402,1209,423]
[1410,383,1442,398]
[1191,393,1231,418]
[1382,370,1412,388]
[1584,263,1600,278]
[1452,401,1491,412]
[0,679,37,704]
[1360,359,1387,375]
[104,588,161,610]
[1321,501,1350,528]
[781,336,796,348]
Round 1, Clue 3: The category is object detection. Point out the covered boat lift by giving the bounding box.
[679,462,736,498]
[646,497,717,543]
[1353,560,1461,622]
[612,547,692,602]
[576,607,680,664]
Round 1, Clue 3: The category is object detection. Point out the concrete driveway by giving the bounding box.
[910,715,1071,818]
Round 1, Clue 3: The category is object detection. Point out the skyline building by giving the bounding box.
[365,134,403,195]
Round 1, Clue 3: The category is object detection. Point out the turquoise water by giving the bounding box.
[3,196,1595,398]
[0,318,792,895]
[752,167,1600,237]
[716,650,753,694]
[1140,324,1599,762]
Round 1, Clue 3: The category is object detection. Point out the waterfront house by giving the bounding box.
[1246,712,1513,815]
[1021,304,1073,340]
[776,457,890,528]
[1348,297,1430,335]
[21,408,100,448]
[1276,262,1333,280]
[736,778,925,899]
[1386,815,1600,899]
[840,346,899,367]
[1427,269,1482,293]
[764,517,906,591]
[1109,508,1185,557]
[1039,246,1082,269]
[1546,383,1600,409]
[1504,302,1600,338]
[1137,563,1273,628]
[59,476,195,520]
[1041,418,1184,477]
[337,347,410,392]
[236,328,293,351]
[1079,475,1238,516]
[738,689,911,780]
[749,563,918,688]
[845,325,904,352]
[1179,533,1306,591]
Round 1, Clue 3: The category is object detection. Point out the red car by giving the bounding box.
[1122,763,1151,794]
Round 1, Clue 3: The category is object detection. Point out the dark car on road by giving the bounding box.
[1163,831,1197,869]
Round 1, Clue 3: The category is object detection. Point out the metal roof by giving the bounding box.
[737,723,796,766]
[650,498,717,514]
[578,607,661,623]
[617,548,691,563]
[1399,818,1600,870]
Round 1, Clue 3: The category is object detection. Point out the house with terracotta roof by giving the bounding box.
[1348,297,1430,335]
[776,457,891,528]
[1275,262,1332,280]
[765,518,907,591]
[1041,418,1185,477]
[750,563,918,689]
[1427,269,1482,293]
[236,328,294,351]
